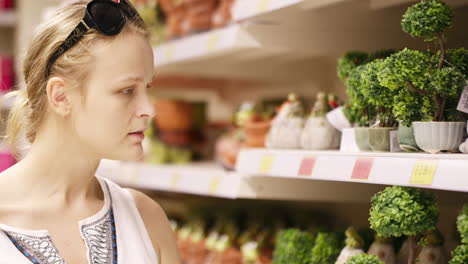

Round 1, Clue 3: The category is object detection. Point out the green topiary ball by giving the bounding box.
[369,186,439,238]
[401,0,453,40]
[449,245,468,264]
[457,204,468,244]
[345,253,383,264]
[338,51,369,81]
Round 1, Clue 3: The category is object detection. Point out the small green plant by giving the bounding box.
[360,60,398,127]
[338,51,369,81]
[449,245,468,264]
[347,65,377,126]
[457,204,468,244]
[310,232,345,264]
[369,186,439,264]
[272,229,315,264]
[345,254,383,264]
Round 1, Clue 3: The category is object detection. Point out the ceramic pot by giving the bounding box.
[301,116,341,150]
[368,127,397,152]
[243,119,271,148]
[397,124,419,152]
[412,121,465,154]
[354,127,371,151]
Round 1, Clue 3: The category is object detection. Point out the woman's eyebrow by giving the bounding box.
[116,76,144,83]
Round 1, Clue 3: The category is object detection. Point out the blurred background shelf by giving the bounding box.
[0,11,16,27]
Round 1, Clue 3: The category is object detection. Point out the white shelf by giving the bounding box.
[236,148,468,193]
[97,160,243,199]
[153,0,468,82]
[0,11,16,27]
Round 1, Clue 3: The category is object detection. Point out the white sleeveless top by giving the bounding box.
[0,177,159,264]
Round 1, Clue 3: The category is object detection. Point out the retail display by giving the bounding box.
[0,55,14,93]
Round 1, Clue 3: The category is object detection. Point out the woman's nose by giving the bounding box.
[136,93,155,118]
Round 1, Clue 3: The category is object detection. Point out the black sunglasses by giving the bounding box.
[45,0,144,78]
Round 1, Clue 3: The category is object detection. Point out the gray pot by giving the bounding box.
[368,127,397,152]
[398,124,420,152]
[412,121,466,154]
[354,127,371,151]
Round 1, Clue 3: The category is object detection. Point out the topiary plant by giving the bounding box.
[449,245,468,264]
[272,228,315,264]
[369,186,439,264]
[345,253,384,264]
[401,0,453,69]
[360,60,398,127]
[338,51,369,81]
[347,65,377,127]
[310,232,345,264]
[457,204,468,244]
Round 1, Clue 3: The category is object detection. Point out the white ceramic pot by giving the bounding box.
[412,122,466,154]
[326,106,352,132]
[301,116,341,150]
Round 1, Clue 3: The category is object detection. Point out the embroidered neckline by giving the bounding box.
[0,177,118,264]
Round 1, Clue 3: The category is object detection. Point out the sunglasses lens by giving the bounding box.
[89,2,125,35]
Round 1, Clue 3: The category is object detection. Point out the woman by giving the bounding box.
[0,0,181,263]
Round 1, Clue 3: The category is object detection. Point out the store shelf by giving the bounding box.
[236,148,468,193]
[0,11,16,27]
[97,160,243,199]
[153,0,468,82]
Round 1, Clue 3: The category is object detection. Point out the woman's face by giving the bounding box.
[70,31,155,162]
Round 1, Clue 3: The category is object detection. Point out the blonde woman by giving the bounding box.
[0,0,180,263]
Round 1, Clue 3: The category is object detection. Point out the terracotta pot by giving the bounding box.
[243,119,271,148]
[154,99,193,131]
[212,0,235,28]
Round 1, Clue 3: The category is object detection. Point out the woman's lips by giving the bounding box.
[128,132,145,140]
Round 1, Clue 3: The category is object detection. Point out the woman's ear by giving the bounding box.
[46,77,71,117]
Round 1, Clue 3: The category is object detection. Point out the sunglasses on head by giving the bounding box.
[45,0,144,78]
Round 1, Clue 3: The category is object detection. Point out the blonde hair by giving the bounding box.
[2,0,149,156]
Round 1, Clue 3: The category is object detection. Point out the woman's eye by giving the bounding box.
[121,88,134,95]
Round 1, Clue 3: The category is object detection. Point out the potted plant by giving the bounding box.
[336,227,366,264]
[345,254,383,264]
[448,204,468,263]
[367,235,397,264]
[301,92,341,150]
[346,65,377,151]
[369,186,439,264]
[360,59,398,152]
[266,94,306,149]
[378,0,467,153]
[416,229,447,264]
[310,232,344,264]
[272,228,315,264]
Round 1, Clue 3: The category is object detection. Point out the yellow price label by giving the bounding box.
[208,176,221,194]
[259,155,274,174]
[257,0,271,12]
[410,160,438,185]
[165,44,175,62]
[170,173,181,189]
[207,33,218,51]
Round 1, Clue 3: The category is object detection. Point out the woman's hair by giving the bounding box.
[2,0,149,155]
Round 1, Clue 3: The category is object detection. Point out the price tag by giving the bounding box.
[456,83,468,113]
[208,176,221,194]
[351,158,374,180]
[170,173,181,190]
[257,0,271,12]
[298,157,316,177]
[259,155,274,174]
[165,44,175,62]
[410,160,438,185]
[207,33,219,51]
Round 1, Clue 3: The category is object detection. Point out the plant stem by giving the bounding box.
[436,32,446,69]
[408,236,416,264]
[407,81,431,96]
[434,95,441,121]
[439,95,447,121]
